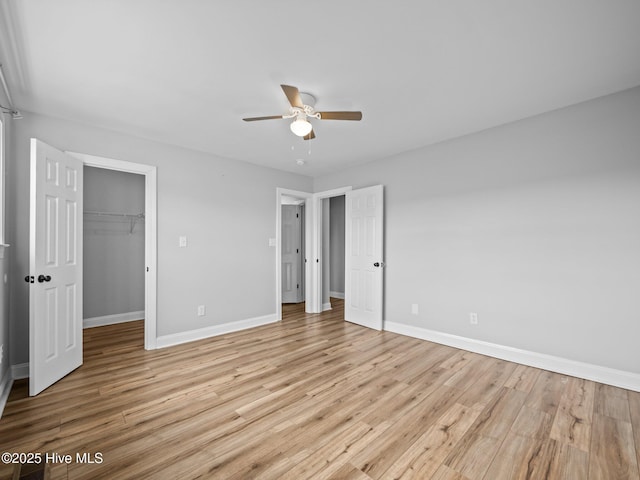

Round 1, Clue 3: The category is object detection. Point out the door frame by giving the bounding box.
[67,152,158,350]
[312,187,352,313]
[275,186,352,316]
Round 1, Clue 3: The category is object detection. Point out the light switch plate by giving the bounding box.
[179,236,187,247]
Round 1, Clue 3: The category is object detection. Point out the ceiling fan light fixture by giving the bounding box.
[290,117,313,137]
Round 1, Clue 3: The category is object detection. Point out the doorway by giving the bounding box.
[83,167,145,330]
[275,185,384,329]
[68,151,157,350]
[275,186,351,316]
[29,142,158,396]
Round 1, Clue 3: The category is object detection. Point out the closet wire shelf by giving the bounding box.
[84,211,145,235]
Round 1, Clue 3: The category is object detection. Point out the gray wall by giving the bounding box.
[83,167,145,319]
[329,195,345,295]
[314,86,640,374]
[7,112,312,365]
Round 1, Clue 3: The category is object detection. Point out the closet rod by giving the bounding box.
[84,211,145,218]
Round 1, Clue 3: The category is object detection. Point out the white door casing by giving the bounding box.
[29,139,83,396]
[345,185,384,330]
[308,186,352,314]
[67,151,157,350]
[282,205,302,303]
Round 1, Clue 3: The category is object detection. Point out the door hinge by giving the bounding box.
[296,248,299,253]
[297,283,299,289]
[296,213,299,218]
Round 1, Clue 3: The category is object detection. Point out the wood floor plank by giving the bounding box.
[589,413,640,480]
[550,376,595,451]
[503,364,542,393]
[380,402,484,479]
[629,390,640,474]
[484,433,589,480]
[1,299,637,479]
[594,382,631,422]
[524,369,567,415]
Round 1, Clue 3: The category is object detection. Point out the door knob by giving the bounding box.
[373,262,386,268]
[37,274,52,283]
[24,275,34,283]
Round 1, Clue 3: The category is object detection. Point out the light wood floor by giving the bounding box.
[1,300,639,479]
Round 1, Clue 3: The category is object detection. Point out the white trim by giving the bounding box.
[156,314,279,349]
[66,152,158,350]
[83,311,145,329]
[11,363,29,380]
[385,321,640,392]
[329,291,345,300]
[0,367,12,419]
[322,302,332,312]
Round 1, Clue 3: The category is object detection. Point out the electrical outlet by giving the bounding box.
[411,304,419,315]
[197,305,206,316]
[469,312,478,325]
[179,236,188,247]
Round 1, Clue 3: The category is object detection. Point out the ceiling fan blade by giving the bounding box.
[242,115,284,122]
[303,129,316,140]
[318,111,362,121]
[281,84,304,108]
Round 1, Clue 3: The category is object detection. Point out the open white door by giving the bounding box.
[29,139,83,396]
[345,185,384,330]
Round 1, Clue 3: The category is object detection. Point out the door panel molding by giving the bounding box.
[345,185,384,330]
[29,139,83,395]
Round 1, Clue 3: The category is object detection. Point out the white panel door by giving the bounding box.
[345,185,384,330]
[29,139,83,396]
[281,205,302,303]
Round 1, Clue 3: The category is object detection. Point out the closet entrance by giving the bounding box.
[83,167,145,329]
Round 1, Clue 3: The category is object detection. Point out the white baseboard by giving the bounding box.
[322,302,332,312]
[385,321,640,393]
[84,310,144,329]
[11,363,29,380]
[156,313,279,349]
[0,368,13,419]
[329,291,345,299]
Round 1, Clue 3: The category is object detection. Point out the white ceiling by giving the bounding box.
[2,1,640,177]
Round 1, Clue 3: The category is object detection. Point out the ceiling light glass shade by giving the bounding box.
[290,118,313,136]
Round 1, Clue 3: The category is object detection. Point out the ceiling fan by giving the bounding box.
[243,84,362,140]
